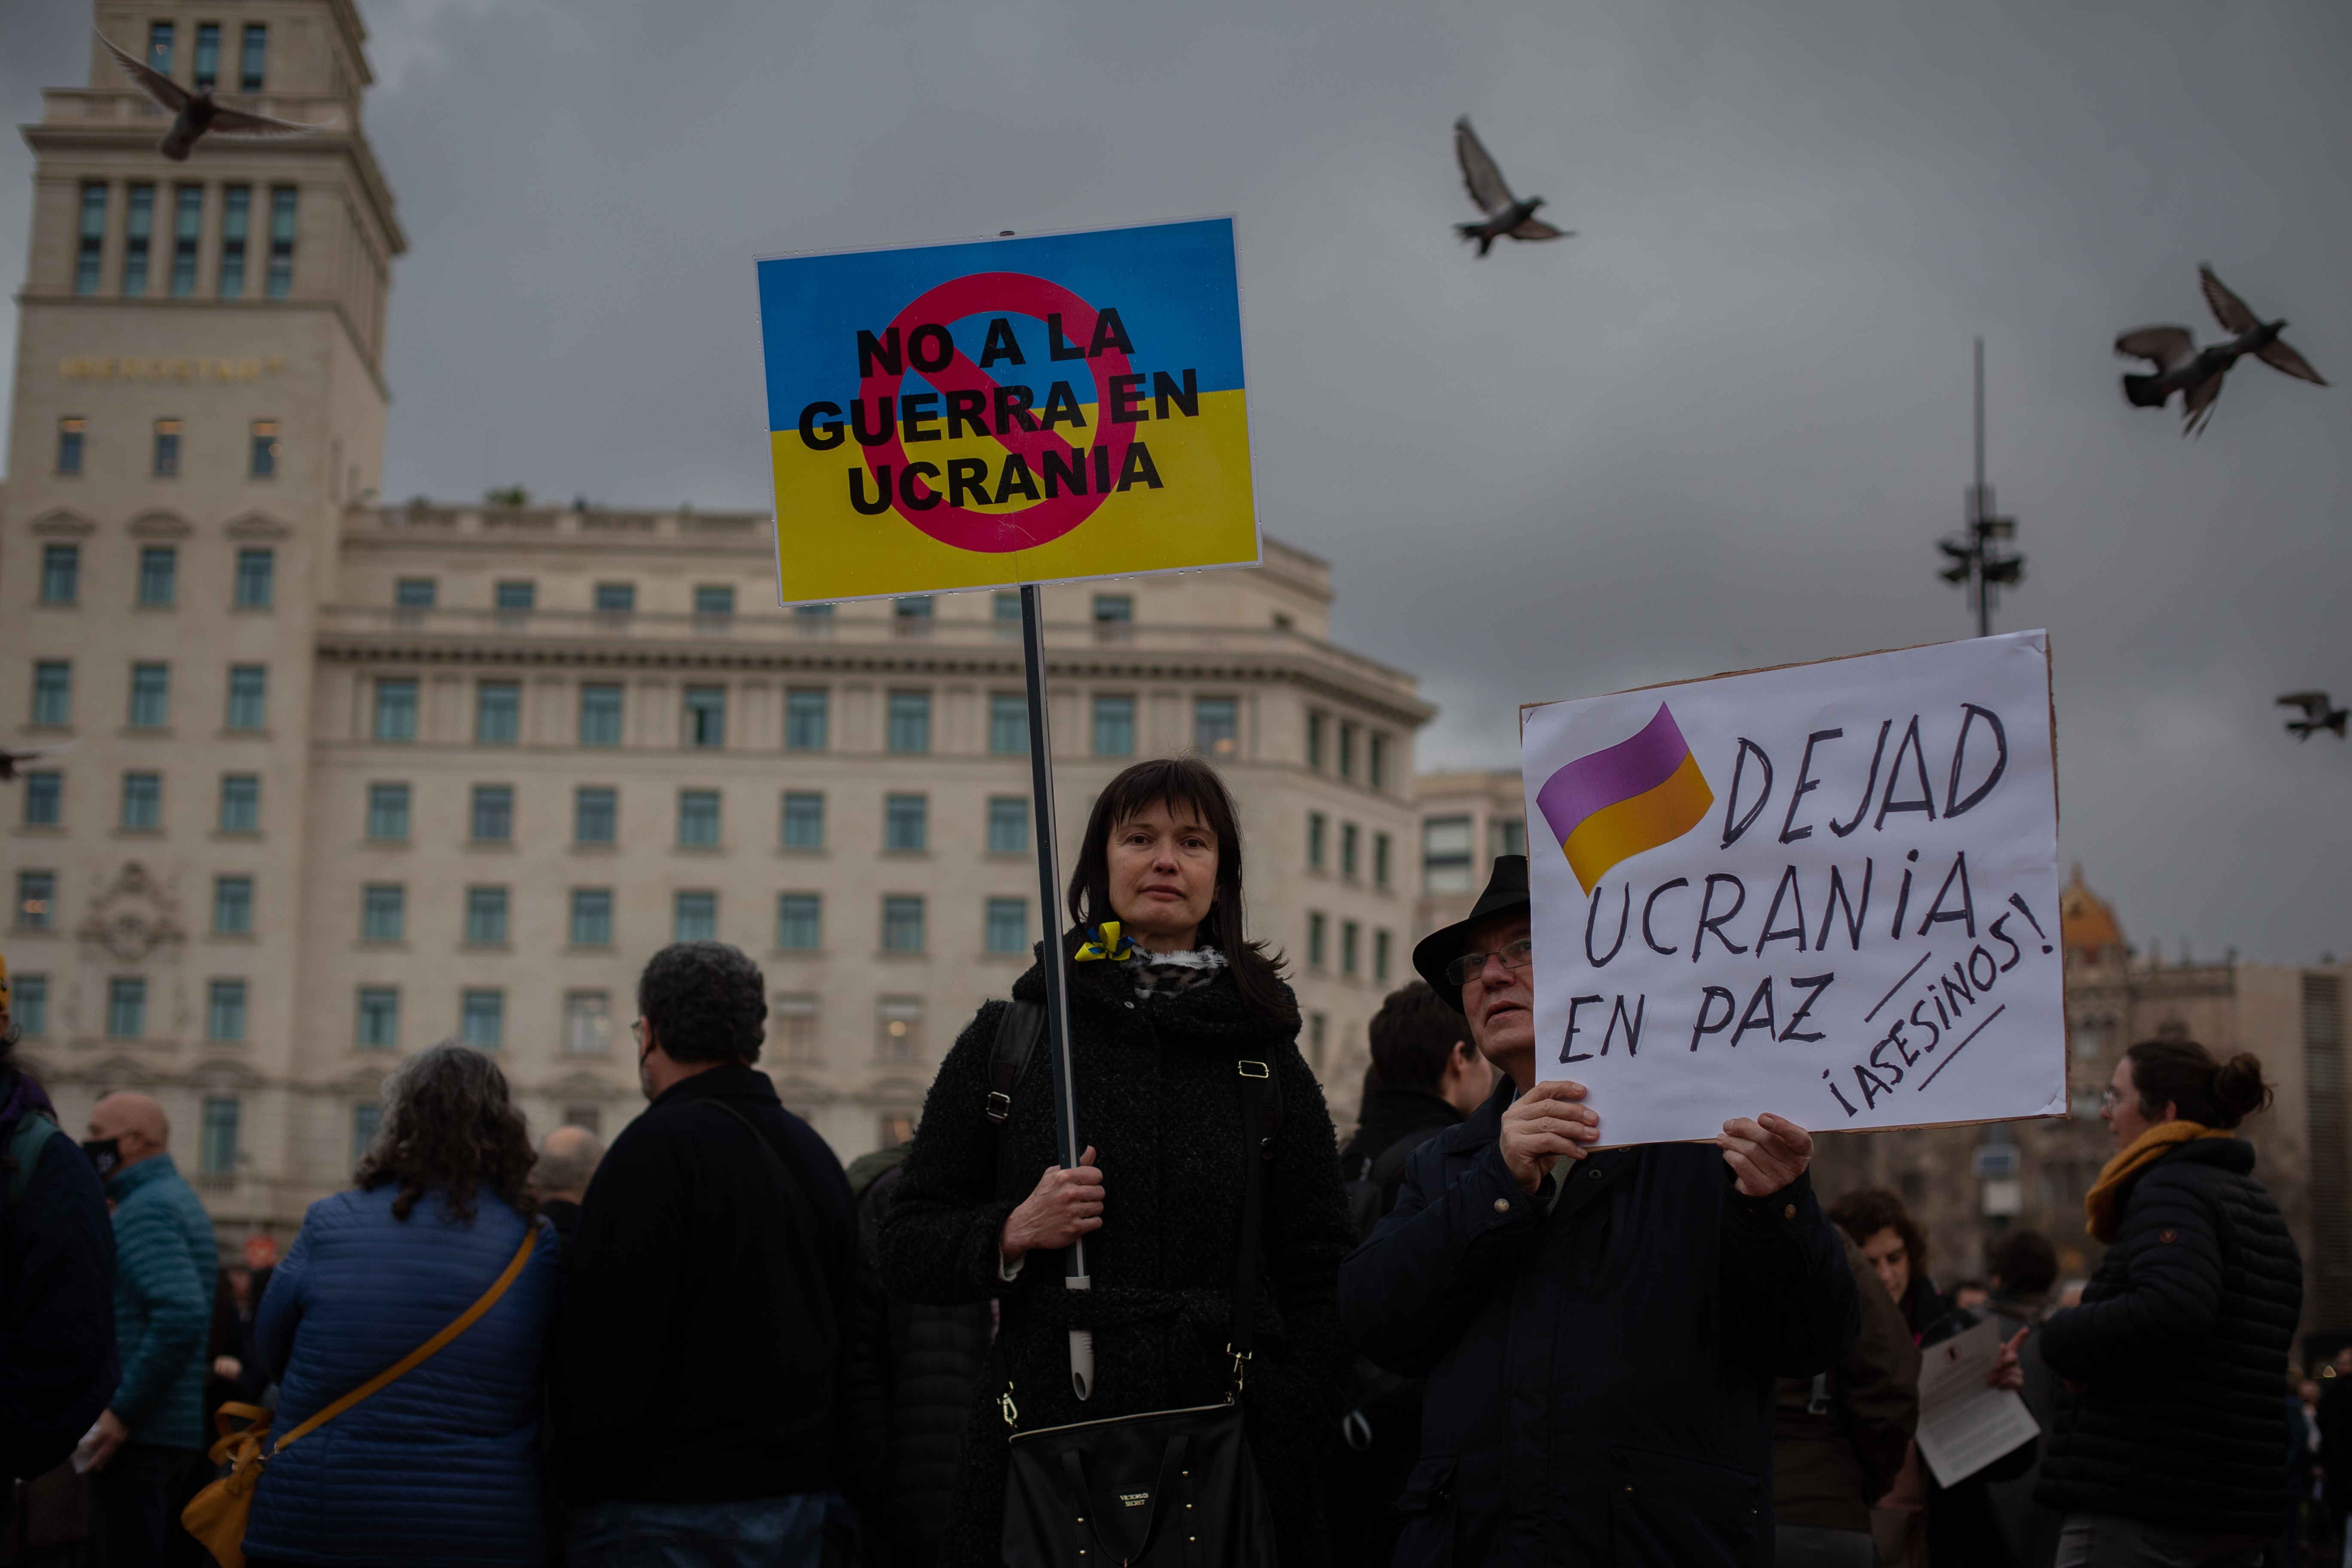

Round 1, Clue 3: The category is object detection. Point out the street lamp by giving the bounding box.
[1938,339,2026,637]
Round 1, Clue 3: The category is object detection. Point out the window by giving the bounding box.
[75,182,105,295]
[373,679,417,741]
[1092,593,1134,627]
[1308,812,1330,871]
[781,792,824,849]
[1490,817,1527,858]
[471,786,514,843]
[225,665,268,731]
[356,987,400,1050]
[56,417,86,475]
[40,545,79,604]
[563,991,612,1056]
[207,979,247,1042]
[249,420,279,478]
[694,585,735,617]
[1307,911,1328,968]
[128,664,170,728]
[170,184,202,297]
[593,582,635,614]
[1375,929,1394,984]
[351,1102,382,1164]
[240,22,267,90]
[776,893,822,950]
[785,688,829,750]
[464,886,509,945]
[1373,831,1393,889]
[152,418,182,477]
[1338,722,1357,780]
[1370,733,1391,791]
[1307,1011,1327,1070]
[674,891,717,942]
[213,875,253,934]
[1342,919,1360,977]
[394,577,437,609]
[194,22,221,87]
[1422,816,1475,895]
[361,883,405,943]
[15,872,55,930]
[31,662,71,727]
[461,989,504,1050]
[884,794,928,852]
[475,682,520,744]
[123,183,154,295]
[200,1098,240,1176]
[265,186,295,297]
[986,897,1028,955]
[574,787,617,844]
[108,977,147,1039]
[365,782,409,840]
[989,692,1028,755]
[882,895,925,953]
[579,684,623,746]
[1092,694,1136,757]
[218,184,249,297]
[494,579,536,612]
[219,774,259,832]
[682,685,727,748]
[569,888,613,947]
[23,773,63,826]
[677,789,721,847]
[773,993,820,1062]
[987,796,1029,854]
[1306,711,1326,769]
[1341,822,1361,880]
[136,547,178,607]
[149,20,174,72]
[878,996,924,1063]
[233,548,274,608]
[1194,696,1238,756]
[887,691,931,754]
[993,590,1022,626]
[893,595,933,633]
[794,602,836,628]
[13,975,48,1037]
[121,772,162,830]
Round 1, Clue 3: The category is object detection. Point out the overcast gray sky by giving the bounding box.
[5,0,2346,964]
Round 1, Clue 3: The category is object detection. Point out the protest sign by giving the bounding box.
[756,218,1257,604]
[1520,631,2066,1147]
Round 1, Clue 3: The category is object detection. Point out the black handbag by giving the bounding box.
[998,1057,1281,1568]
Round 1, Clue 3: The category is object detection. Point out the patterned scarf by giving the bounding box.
[1126,946,1227,1002]
[2084,1119,2235,1241]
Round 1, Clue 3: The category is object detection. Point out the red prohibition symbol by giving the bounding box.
[857,271,1136,554]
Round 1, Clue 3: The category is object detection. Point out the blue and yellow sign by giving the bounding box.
[756,218,1258,603]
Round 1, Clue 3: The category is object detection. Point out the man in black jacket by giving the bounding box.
[1339,857,1859,1568]
[557,942,855,1568]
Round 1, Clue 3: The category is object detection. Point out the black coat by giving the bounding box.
[1339,1079,1859,1568]
[878,943,1354,1568]
[1341,1088,1465,1220]
[0,1072,119,1481]
[554,1065,855,1504]
[843,1163,994,1568]
[2035,1136,2302,1536]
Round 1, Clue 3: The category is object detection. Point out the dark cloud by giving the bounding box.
[4,0,2345,963]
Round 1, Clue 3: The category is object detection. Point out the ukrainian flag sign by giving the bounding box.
[755,218,1258,604]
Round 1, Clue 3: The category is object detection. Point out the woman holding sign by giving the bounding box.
[880,757,1353,1568]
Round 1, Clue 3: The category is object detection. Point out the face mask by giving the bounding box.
[81,1137,122,1179]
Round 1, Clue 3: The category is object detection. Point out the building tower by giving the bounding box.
[6,0,402,1227]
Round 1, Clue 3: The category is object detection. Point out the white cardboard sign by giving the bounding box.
[1519,632,2066,1146]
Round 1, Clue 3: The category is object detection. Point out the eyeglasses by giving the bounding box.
[2098,1087,2125,1111]
[630,1018,647,1046]
[1446,936,1536,989]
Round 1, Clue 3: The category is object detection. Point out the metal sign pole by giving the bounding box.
[1019,582,1094,1401]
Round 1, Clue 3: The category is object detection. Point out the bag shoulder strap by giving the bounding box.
[1369,1123,1447,1191]
[4,1111,61,1208]
[983,1000,1047,1126]
[1230,1061,1275,1370]
[273,1224,536,1456]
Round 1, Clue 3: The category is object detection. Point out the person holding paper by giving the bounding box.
[1338,854,1859,1568]
[2034,1038,2302,1568]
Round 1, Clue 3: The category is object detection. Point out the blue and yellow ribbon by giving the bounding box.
[1074,922,1141,962]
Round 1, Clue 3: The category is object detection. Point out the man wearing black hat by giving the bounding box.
[1339,856,1859,1568]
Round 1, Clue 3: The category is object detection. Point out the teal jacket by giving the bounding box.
[106,1154,215,1449]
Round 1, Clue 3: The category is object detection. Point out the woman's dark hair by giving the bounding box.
[1369,981,1466,1095]
[1827,1187,1929,1277]
[355,1042,538,1224]
[1067,756,1296,1027]
[639,941,767,1065]
[1986,1229,2058,1297]
[2125,1038,2272,1129]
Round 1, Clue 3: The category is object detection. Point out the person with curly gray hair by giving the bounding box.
[554,942,855,1568]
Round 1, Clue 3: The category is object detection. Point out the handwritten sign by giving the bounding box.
[1520,632,2066,1145]
[755,218,1258,604]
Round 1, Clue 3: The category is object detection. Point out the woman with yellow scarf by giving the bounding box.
[2033,1039,2300,1567]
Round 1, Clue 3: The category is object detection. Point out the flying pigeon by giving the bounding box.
[97,31,325,160]
[2115,265,2328,436]
[1453,117,1571,257]
[0,741,75,782]
[2277,691,2349,741]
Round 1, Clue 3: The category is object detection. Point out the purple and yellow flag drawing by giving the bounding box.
[1536,704,1716,892]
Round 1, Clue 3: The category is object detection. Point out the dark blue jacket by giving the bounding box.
[1339,1081,1858,1568]
[1,1070,118,1479]
[106,1153,215,1451]
[246,1185,560,1567]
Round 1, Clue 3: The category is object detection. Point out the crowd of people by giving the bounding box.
[0,755,2330,1568]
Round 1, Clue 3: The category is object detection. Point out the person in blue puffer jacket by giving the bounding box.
[243,1043,561,1568]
